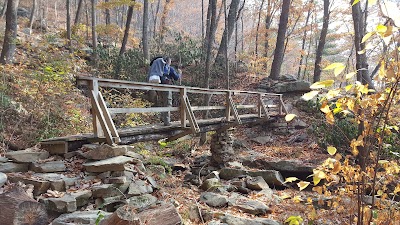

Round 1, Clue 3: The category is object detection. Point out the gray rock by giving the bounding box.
[128,180,153,195]
[17,7,30,18]
[30,161,66,172]
[92,184,122,198]
[200,178,221,191]
[8,174,50,196]
[81,144,128,160]
[220,213,280,225]
[51,210,111,225]
[208,221,229,225]
[228,193,270,215]
[104,176,127,184]
[146,176,159,189]
[70,190,92,207]
[124,151,144,161]
[0,172,7,187]
[248,170,285,187]
[0,157,8,163]
[42,194,77,213]
[128,194,158,211]
[219,168,247,180]
[293,119,308,129]
[242,158,314,174]
[246,176,269,190]
[200,192,228,208]
[5,149,49,163]
[279,74,297,82]
[35,173,67,192]
[146,165,167,178]
[251,136,274,145]
[272,80,311,93]
[226,161,245,169]
[83,156,134,172]
[204,171,220,180]
[0,162,29,172]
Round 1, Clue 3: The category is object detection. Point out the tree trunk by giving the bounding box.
[0,0,19,64]
[119,1,135,56]
[297,0,312,78]
[142,0,149,63]
[159,0,173,44]
[223,0,229,89]
[351,0,374,88]
[269,0,290,80]
[313,0,329,83]
[67,0,72,53]
[91,0,97,64]
[104,0,110,25]
[0,187,48,225]
[264,0,275,58]
[152,0,161,39]
[74,0,83,25]
[85,0,89,41]
[199,0,217,146]
[0,0,7,18]
[28,0,36,31]
[255,0,265,56]
[215,0,240,65]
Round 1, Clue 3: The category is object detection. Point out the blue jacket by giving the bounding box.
[148,57,181,84]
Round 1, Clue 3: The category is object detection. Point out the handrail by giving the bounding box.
[76,75,286,145]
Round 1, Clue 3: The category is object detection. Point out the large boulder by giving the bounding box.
[200,192,229,208]
[83,156,134,172]
[51,210,111,225]
[271,80,311,93]
[0,172,7,187]
[0,162,29,173]
[5,149,49,163]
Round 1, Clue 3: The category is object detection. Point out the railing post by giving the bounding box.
[89,79,104,137]
[225,91,231,121]
[180,87,187,128]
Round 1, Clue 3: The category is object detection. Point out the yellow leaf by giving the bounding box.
[358,48,366,55]
[326,89,340,100]
[313,176,322,186]
[285,114,297,122]
[361,31,374,43]
[314,169,326,179]
[352,0,360,6]
[326,112,335,124]
[334,64,346,76]
[345,72,356,79]
[345,84,353,91]
[320,103,331,114]
[368,0,377,5]
[377,190,383,196]
[297,181,310,191]
[332,161,341,174]
[280,193,291,199]
[285,177,299,183]
[394,184,400,194]
[302,91,319,101]
[378,160,389,164]
[376,24,387,34]
[323,63,344,71]
[292,195,304,203]
[310,80,334,89]
[327,146,337,155]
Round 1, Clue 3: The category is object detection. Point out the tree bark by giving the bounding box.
[297,0,313,78]
[91,0,98,64]
[0,0,7,18]
[28,0,36,31]
[104,0,110,25]
[0,187,48,225]
[152,0,161,39]
[215,0,240,65]
[0,0,19,64]
[199,0,217,146]
[269,0,290,80]
[255,0,265,56]
[142,0,149,63]
[351,0,374,88]
[264,0,276,58]
[74,0,83,25]
[313,0,329,83]
[67,0,72,53]
[159,0,173,44]
[119,1,135,56]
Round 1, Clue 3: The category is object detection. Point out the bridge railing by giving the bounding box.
[76,76,287,145]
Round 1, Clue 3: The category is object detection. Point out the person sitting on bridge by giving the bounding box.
[147,56,181,126]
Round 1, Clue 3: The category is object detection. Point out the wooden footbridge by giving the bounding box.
[41,76,287,154]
